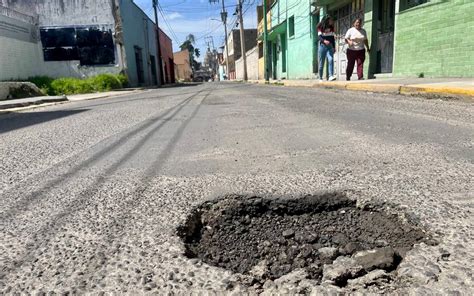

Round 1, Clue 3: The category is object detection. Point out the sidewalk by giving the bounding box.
[0,89,142,112]
[0,95,67,111]
[249,77,474,99]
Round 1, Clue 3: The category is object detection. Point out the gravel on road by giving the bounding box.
[0,83,472,294]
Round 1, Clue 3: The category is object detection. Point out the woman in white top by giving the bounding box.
[344,18,370,80]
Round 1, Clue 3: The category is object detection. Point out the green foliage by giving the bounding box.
[180,34,200,70]
[27,76,54,95]
[117,74,129,88]
[51,78,94,95]
[89,74,122,92]
[28,74,126,95]
[193,60,201,70]
[180,34,196,51]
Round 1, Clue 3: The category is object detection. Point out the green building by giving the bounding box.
[263,0,473,80]
[264,0,320,80]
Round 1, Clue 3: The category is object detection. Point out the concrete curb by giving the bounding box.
[400,85,474,97]
[345,83,401,94]
[0,95,67,110]
[249,80,473,99]
[67,90,142,102]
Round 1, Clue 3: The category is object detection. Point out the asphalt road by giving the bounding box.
[1,83,472,294]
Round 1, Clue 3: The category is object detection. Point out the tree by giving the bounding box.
[193,60,201,70]
[180,34,200,71]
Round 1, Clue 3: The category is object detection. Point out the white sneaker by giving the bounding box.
[318,79,323,83]
[328,76,336,81]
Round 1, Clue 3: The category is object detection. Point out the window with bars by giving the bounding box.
[400,0,429,11]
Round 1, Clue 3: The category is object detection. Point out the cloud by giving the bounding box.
[167,12,183,20]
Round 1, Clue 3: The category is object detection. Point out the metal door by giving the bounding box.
[377,32,394,73]
[376,0,395,73]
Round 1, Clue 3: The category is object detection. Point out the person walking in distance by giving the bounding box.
[317,15,336,82]
[345,18,370,80]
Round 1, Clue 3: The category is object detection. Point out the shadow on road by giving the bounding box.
[146,82,202,89]
[0,87,212,276]
[0,110,89,134]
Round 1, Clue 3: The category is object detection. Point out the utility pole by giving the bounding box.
[221,0,230,80]
[263,0,269,82]
[152,0,164,87]
[237,0,248,81]
[210,0,230,80]
[205,36,218,80]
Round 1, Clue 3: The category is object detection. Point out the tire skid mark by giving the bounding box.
[66,88,204,110]
[65,88,213,276]
[0,88,206,223]
[0,87,214,278]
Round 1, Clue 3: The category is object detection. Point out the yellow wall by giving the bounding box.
[258,57,264,80]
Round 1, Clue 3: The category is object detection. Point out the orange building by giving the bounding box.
[173,49,192,82]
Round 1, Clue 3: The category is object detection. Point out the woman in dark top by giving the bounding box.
[317,15,336,82]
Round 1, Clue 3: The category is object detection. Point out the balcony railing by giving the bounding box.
[0,5,36,24]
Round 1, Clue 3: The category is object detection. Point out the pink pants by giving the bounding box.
[346,49,366,80]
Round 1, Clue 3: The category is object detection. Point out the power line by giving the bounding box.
[157,2,182,45]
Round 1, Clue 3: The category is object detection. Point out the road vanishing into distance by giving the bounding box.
[1,83,473,294]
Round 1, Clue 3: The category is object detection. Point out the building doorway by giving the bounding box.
[272,42,278,79]
[330,0,365,81]
[375,0,395,74]
[150,55,157,85]
[169,58,175,83]
[281,34,287,75]
[312,13,320,76]
[134,46,144,85]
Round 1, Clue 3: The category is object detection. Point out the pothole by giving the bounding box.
[178,193,432,289]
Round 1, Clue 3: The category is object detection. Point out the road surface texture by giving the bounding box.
[0,83,472,294]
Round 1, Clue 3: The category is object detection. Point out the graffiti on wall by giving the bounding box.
[40,25,115,65]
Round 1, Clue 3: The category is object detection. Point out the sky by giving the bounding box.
[134,0,259,60]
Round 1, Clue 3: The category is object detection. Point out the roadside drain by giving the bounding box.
[178,193,431,288]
